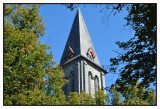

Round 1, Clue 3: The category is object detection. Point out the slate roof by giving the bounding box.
[60,8,101,67]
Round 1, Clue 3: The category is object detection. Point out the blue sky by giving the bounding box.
[38,4,135,88]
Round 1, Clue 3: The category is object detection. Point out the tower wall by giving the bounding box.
[61,8,107,97]
[62,58,106,96]
[62,59,80,96]
[83,59,106,94]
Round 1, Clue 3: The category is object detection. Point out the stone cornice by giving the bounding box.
[61,55,108,74]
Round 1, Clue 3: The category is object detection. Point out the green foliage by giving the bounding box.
[79,91,95,105]
[68,92,81,105]
[109,81,156,105]
[109,4,156,90]
[95,89,108,105]
[109,85,123,105]
[4,4,67,105]
[107,4,157,105]
[63,4,77,11]
[67,90,108,105]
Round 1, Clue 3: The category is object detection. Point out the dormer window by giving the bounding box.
[66,47,74,60]
[87,48,95,60]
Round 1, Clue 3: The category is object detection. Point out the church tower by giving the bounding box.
[60,8,107,97]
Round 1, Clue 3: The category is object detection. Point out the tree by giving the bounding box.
[4,4,67,105]
[95,89,108,105]
[67,92,81,105]
[109,81,156,105]
[67,90,108,105]
[109,4,156,91]
[106,4,156,105]
[79,90,95,105]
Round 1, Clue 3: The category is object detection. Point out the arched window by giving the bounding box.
[94,76,99,93]
[71,73,74,92]
[64,74,68,96]
[88,71,92,94]
[69,71,74,92]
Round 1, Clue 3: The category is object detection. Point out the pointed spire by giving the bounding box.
[60,8,100,66]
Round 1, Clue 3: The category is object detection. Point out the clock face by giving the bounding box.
[66,47,74,60]
[89,54,93,59]
[67,52,73,59]
[87,48,95,60]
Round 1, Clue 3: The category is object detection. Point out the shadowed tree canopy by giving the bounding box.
[109,81,156,105]
[109,4,156,91]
